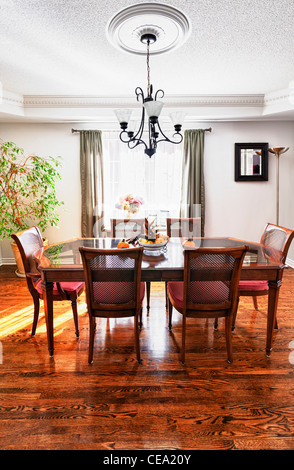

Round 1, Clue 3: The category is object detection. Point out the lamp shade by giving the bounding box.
[143,100,164,118]
[114,108,132,124]
[170,112,185,126]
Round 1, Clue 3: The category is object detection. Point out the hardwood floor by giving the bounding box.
[1,264,294,451]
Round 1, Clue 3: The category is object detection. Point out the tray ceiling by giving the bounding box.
[1,0,294,123]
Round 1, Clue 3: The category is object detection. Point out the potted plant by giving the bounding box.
[0,140,64,276]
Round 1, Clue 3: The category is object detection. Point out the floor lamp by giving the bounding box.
[268,147,289,226]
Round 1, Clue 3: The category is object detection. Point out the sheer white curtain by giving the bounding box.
[102,132,183,229]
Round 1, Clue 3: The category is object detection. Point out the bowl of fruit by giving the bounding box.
[138,235,169,251]
[138,218,169,253]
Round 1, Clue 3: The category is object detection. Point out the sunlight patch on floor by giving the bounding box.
[0,302,88,337]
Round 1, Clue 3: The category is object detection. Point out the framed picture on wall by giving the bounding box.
[235,142,268,181]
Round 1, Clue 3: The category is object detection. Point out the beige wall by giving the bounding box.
[1,120,294,264]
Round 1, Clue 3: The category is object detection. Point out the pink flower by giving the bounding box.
[116,194,144,210]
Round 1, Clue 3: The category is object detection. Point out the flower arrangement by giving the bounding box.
[115,194,144,217]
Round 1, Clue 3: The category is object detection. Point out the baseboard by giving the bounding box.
[0,257,16,266]
[286,258,294,269]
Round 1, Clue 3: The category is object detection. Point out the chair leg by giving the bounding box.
[168,297,173,331]
[181,314,186,365]
[139,307,143,330]
[225,316,233,363]
[135,314,141,364]
[232,297,239,331]
[71,299,80,338]
[31,295,40,337]
[146,282,150,313]
[253,296,258,310]
[88,316,96,364]
[213,318,218,330]
[165,282,168,311]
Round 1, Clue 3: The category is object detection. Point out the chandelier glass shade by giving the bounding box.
[114,33,184,157]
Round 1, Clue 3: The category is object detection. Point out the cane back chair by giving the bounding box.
[231,223,294,331]
[79,246,144,364]
[167,245,248,364]
[110,218,151,312]
[110,218,145,239]
[165,217,201,309]
[166,217,201,238]
[11,226,84,338]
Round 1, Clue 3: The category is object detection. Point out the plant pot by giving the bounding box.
[10,237,48,278]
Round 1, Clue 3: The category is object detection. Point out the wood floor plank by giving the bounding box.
[1,265,294,450]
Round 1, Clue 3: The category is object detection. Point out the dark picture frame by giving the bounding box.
[235,142,268,181]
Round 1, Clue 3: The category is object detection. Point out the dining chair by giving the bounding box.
[11,226,84,338]
[79,246,144,364]
[111,217,151,313]
[164,217,202,309]
[167,245,248,364]
[166,217,201,238]
[110,218,145,239]
[230,223,294,331]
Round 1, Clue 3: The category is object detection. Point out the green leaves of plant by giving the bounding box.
[0,141,64,239]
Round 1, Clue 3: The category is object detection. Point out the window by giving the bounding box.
[102,132,184,230]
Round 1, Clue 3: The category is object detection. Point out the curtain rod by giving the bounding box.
[71,127,212,133]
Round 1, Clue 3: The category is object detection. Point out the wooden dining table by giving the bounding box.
[34,236,286,358]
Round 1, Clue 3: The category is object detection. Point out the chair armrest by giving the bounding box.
[26,272,41,280]
[56,282,68,299]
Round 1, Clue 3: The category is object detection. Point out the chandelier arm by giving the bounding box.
[128,139,148,150]
[132,105,145,141]
[154,89,164,100]
[119,130,133,144]
[156,121,183,145]
[156,133,184,145]
[119,129,148,149]
[119,129,148,150]
[135,87,145,102]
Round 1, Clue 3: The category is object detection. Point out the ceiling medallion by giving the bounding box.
[106,2,191,55]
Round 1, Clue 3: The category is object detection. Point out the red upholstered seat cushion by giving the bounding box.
[167,281,229,308]
[238,280,268,292]
[36,281,84,296]
[36,281,144,302]
[167,282,184,308]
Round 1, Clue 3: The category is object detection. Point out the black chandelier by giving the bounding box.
[114,33,184,158]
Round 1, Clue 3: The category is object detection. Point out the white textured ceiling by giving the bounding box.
[0,0,294,95]
[0,0,294,122]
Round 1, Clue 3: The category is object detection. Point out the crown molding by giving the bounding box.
[1,87,294,122]
[0,89,24,118]
[23,93,264,108]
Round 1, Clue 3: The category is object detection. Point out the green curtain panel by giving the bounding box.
[181,129,205,236]
[80,130,104,237]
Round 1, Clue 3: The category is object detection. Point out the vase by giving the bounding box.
[124,203,140,219]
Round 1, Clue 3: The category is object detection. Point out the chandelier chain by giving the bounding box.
[146,39,151,96]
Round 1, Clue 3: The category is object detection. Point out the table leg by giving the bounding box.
[42,280,54,357]
[266,280,281,357]
[146,281,150,313]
